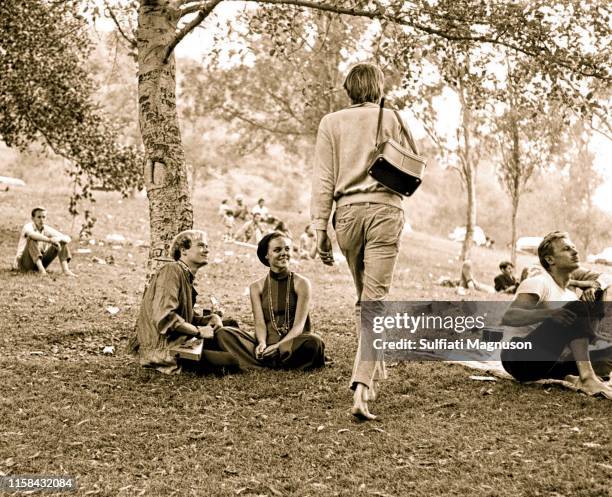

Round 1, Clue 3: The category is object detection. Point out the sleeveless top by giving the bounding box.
[261,270,311,344]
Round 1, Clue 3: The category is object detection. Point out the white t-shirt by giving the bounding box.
[504,271,578,338]
[252,205,269,218]
[516,271,578,306]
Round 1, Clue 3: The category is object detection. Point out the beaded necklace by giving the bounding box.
[267,271,293,336]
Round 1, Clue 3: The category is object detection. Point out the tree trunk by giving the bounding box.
[461,165,476,262]
[137,1,193,269]
[510,194,518,268]
[459,91,476,263]
[509,110,520,268]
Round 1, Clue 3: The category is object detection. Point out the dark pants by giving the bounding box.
[178,338,240,375]
[18,238,71,272]
[501,298,607,382]
[216,327,325,371]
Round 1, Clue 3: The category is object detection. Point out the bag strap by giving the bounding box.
[375,97,385,146]
[375,96,420,156]
[393,109,419,155]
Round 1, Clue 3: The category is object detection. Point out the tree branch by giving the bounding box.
[104,0,136,49]
[180,2,209,16]
[164,0,224,63]
[225,107,308,136]
[231,0,608,81]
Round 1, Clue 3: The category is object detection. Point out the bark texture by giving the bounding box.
[137,1,193,268]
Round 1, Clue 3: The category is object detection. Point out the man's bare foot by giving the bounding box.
[365,380,379,402]
[575,377,612,399]
[351,384,376,420]
[564,374,580,386]
[63,270,77,277]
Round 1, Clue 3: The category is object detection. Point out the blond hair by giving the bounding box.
[170,229,207,261]
[538,231,569,271]
[343,63,384,104]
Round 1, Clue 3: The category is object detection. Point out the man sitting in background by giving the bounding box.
[501,231,611,398]
[494,261,518,294]
[233,194,248,221]
[235,212,264,244]
[299,224,317,260]
[252,197,270,222]
[14,207,76,277]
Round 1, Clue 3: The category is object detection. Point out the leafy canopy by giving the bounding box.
[0,0,143,213]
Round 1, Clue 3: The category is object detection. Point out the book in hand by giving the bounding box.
[171,337,204,361]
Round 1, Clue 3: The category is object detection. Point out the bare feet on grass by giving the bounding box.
[350,383,376,421]
[565,375,612,399]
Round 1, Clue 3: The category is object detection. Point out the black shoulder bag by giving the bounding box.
[367,97,426,197]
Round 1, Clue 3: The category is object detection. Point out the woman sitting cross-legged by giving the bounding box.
[216,232,325,370]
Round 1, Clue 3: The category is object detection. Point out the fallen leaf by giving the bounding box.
[102,346,115,355]
[582,442,601,448]
[106,306,120,315]
[469,375,497,382]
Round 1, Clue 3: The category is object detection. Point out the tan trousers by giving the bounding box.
[334,202,404,390]
[18,238,71,272]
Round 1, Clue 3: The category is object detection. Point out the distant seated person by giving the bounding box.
[494,261,518,294]
[459,260,495,294]
[131,229,239,374]
[298,224,317,260]
[501,231,611,398]
[568,266,605,298]
[216,232,325,370]
[235,212,264,244]
[222,210,235,242]
[252,197,270,222]
[14,207,76,277]
[233,194,248,221]
[273,220,292,240]
[218,199,231,217]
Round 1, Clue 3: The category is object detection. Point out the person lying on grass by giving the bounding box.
[13,206,76,277]
[131,229,239,375]
[216,232,325,370]
[501,231,612,399]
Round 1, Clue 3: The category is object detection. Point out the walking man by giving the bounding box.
[311,63,410,419]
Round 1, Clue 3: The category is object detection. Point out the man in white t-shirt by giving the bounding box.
[251,198,270,222]
[14,207,76,277]
[501,231,611,398]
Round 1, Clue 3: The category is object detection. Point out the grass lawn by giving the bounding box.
[0,187,610,497]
